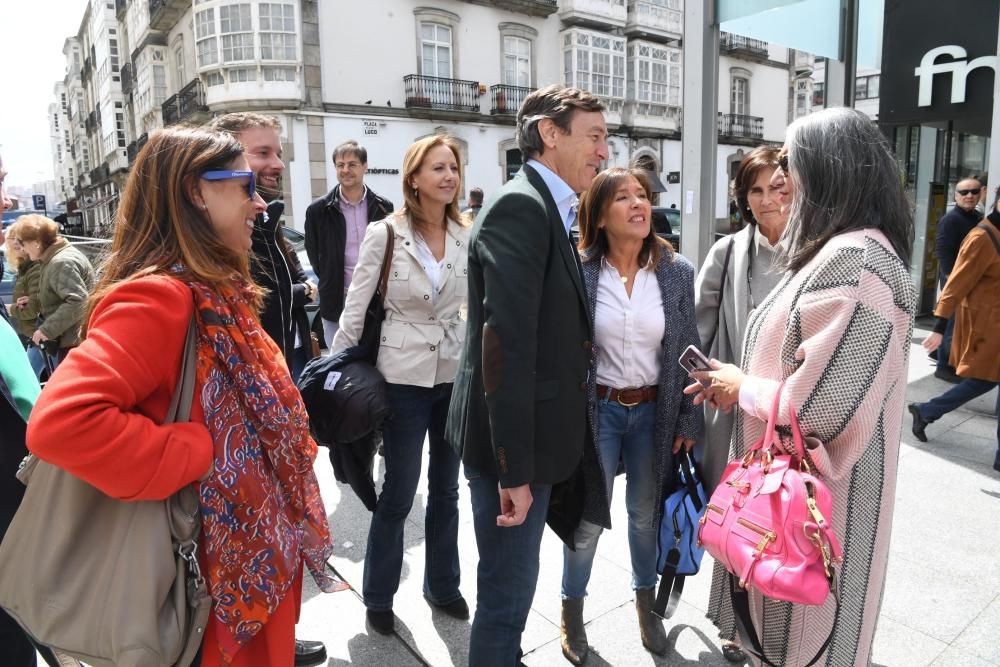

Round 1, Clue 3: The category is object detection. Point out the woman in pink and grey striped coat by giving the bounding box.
[687,108,916,667]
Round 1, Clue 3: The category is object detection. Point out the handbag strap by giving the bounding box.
[376,220,395,305]
[748,381,807,465]
[718,235,735,310]
[730,574,840,667]
[165,315,198,425]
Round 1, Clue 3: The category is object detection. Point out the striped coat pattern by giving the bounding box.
[706,229,915,666]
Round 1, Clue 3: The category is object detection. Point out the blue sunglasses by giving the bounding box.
[201,170,256,200]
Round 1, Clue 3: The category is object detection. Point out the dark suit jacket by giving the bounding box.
[446,164,591,488]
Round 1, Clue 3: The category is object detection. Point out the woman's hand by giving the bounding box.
[15,296,29,308]
[672,435,696,454]
[31,329,50,346]
[683,359,744,411]
[922,332,943,353]
[304,280,317,303]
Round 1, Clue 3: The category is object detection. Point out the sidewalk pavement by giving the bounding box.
[287,325,999,665]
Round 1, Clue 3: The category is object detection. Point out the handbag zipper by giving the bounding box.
[737,517,776,555]
[699,503,724,526]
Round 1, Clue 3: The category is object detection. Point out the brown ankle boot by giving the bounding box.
[635,587,667,655]
[560,597,589,665]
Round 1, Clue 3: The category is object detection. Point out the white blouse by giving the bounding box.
[594,259,665,389]
[413,233,446,303]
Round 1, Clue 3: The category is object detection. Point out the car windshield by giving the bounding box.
[283,227,306,252]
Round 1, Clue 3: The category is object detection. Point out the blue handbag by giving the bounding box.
[653,450,707,618]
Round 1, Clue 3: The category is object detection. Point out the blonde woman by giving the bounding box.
[332,134,471,634]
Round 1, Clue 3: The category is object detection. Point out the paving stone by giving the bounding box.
[870,615,947,667]
[951,595,1000,664]
[930,647,1000,667]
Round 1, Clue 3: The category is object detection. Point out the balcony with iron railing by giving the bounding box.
[149,0,188,31]
[121,63,134,96]
[126,132,149,165]
[625,1,682,42]
[162,78,209,126]
[718,113,764,141]
[404,75,481,113]
[90,163,111,184]
[459,0,557,17]
[490,84,534,115]
[559,0,628,29]
[720,32,769,60]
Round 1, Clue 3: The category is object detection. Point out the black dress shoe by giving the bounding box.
[908,403,929,443]
[424,595,470,620]
[295,639,327,667]
[366,608,395,635]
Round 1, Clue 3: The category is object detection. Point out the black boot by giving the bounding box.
[560,598,589,665]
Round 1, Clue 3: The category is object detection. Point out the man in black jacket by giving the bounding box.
[934,176,983,382]
[209,113,317,382]
[304,141,393,347]
[446,85,607,666]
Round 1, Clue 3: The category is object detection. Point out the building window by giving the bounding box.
[420,22,452,78]
[115,112,126,148]
[229,67,257,83]
[628,42,680,106]
[730,73,750,115]
[503,36,530,87]
[173,38,186,87]
[562,30,625,101]
[220,4,254,62]
[153,64,167,106]
[204,71,225,87]
[855,74,880,100]
[260,3,296,60]
[195,9,218,67]
[263,66,296,81]
[109,38,120,73]
[812,81,825,106]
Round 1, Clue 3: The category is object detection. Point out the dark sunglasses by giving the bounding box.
[201,170,256,200]
[777,154,789,173]
[957,188,981,196]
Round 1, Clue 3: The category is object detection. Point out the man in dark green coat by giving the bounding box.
[446,85,608,665]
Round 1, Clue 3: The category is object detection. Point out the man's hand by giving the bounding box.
[497,483,533,528]
[304,280,317,303]
[923,332,943,353]
[31,329,50,346]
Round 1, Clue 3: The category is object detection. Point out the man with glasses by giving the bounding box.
[304,141,393,347]
[934,176,984,382]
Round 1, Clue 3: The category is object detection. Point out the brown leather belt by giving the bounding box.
[596,384,658,407]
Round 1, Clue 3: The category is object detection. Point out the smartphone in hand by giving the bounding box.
[678,345,712,388]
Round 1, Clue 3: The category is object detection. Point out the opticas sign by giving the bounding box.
[880,0,998,130]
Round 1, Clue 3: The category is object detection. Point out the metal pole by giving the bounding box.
[988,13,1000,200]
[680,0,719,270]
[824,0,859,108]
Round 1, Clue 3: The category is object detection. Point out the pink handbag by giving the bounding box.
[698,383,843,606]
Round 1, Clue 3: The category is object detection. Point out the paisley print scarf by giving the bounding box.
[186,276,336,663]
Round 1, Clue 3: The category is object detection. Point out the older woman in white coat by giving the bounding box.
[332,134,471,635]
[693,146,789,662]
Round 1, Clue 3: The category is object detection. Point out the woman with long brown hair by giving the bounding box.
[558,167,701,664]
[26,126,337,667]
[332,133,471,635]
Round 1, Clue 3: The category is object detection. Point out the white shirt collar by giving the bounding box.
[527,159,577,234]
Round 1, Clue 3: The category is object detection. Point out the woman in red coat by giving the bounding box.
[27,127,337,667]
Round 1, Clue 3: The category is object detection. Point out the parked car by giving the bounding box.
[651,206,681,252]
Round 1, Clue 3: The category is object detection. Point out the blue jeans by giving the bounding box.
[915,378,1000,458]
[562,400,659,599]
[25,345,46,379]
[362,382,461,611]
[466,463,553,667]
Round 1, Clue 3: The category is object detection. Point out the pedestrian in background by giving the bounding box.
[332,134,471,635]
[686,107,915,666]
[210,113,319,387]
[446,84,607,666]
[3,223,46,378]
[910,184,1000,473]
[462,186,484,221]
[933,176,983,383]
[695,146,790,663]
[26,127,337,667]
[15,214,94,365]
[558,167,700,664]
[306,140,394,347]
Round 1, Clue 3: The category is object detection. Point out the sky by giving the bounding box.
[0,0,89,188]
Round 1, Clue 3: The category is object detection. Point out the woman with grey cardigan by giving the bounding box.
[694,146,789,662]
[558,167,702,665]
